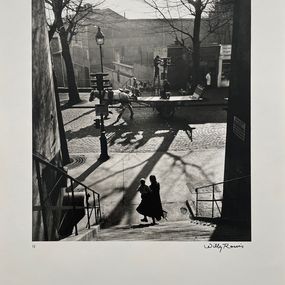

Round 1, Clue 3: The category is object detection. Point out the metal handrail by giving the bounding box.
[195,175,250,219]
[33,153,101,196]
[195,175,250,191]
[33,153,102,240]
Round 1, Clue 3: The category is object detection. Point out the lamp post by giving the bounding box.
[96,26,109,161]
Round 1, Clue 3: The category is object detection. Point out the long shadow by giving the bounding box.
[102,129,178,228]
[65,124,99,141]
[88,158,149,187]
[94,129,222,228]
[74,158,102,183]
[131,223,155,229]
[64,109,94,126]
[106,114,194,151]
[64,103,226,145]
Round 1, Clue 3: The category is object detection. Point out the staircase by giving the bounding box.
[33,153,102,241]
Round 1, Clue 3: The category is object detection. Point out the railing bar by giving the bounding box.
[33,205,92,211]
[195,190,198,217]
[212,185,215,218]
[196,199,221,202]
[85,187,90,229]
[214,200,222,216]
[58,211,69,234]
[70,180,78,236]
[93,192,97,224]
[98,194,102,222]
[195,175,250,191]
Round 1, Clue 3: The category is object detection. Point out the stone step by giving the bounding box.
[94,220,217,241]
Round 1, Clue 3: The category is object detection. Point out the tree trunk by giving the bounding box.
[191,9,202,91]
[59,32,81,104]
[52,69,70,165]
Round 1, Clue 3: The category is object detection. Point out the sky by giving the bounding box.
[100,0,157,19]
[91,0,184,19]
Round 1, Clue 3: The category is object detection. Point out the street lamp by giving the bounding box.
[96,26,104,72]
[95,26,109,161]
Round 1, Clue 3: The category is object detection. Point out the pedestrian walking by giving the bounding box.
[149,175,167,224]
[131,77,140,96]
[153,55,161,87]
[205,72,211,88]
[136,178,152,222]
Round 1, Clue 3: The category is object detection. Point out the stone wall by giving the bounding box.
[32,0,64,241]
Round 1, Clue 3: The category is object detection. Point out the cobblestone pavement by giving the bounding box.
[61,93,227,154]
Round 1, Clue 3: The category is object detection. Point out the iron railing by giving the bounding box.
[194,175,250,219]
[33,153,102,240]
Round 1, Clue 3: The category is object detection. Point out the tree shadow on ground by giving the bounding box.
[99,130,217,229]
[101,129,178,228]
[64,103,226,144]
[64,109,94,126]
[65,123,99,141]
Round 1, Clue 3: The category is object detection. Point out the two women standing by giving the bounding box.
[136,175,166,225]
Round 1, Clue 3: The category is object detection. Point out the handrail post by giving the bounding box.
[71,180,78,236]
[93,192,97,224]
[195,189,198,217]
[85,187,90,229]
[212,185,215,218]
[98,194,102,222]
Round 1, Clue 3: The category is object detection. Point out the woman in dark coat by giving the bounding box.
[136,178,152,222]
[149,175,166,224]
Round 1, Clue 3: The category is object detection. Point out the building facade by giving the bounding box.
[51,8,232,89]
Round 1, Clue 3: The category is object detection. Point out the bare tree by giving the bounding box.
[144,0,233,90]
[45,0,104,104]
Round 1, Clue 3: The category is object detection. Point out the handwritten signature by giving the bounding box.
[204,243,244,253]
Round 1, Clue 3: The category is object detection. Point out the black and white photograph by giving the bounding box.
[1,0,285,284]
[32,0,250,242]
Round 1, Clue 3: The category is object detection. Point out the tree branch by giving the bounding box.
[180,0,196,16]
[144,0,193,40]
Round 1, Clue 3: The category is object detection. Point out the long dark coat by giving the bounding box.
[149,182,165,221]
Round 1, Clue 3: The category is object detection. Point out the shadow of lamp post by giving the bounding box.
[95,26,109,161]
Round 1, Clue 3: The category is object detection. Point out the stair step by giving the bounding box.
[94,220,216,241]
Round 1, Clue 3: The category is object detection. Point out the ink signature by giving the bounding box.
[204,243,244,253]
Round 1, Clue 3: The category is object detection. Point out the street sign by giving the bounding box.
[221,45,232,57]
[95,104,108,116]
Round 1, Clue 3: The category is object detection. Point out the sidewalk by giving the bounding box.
[66,149,225,228]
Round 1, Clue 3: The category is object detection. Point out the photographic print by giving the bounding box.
[32,0,251,242]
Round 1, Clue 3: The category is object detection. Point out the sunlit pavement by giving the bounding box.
[61,89,232,240]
